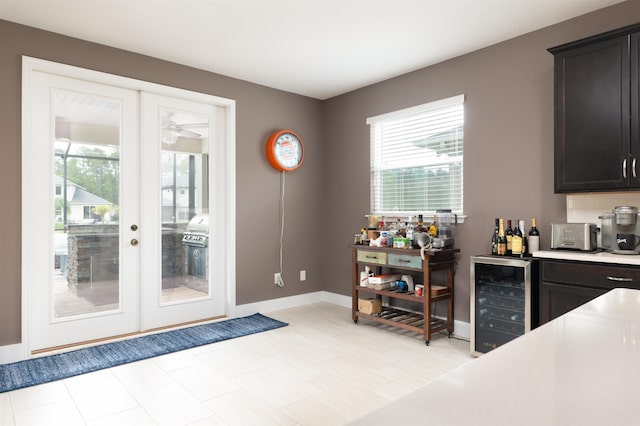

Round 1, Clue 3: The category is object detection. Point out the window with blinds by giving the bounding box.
[366,94,464,216]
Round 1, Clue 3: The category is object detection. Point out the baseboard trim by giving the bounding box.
[231,291,333,317]
[0,342,29,365]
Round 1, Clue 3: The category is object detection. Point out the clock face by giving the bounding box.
[266,130,304,172]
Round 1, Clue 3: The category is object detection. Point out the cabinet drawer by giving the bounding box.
[542,260,640,290]
[388,253,422,269]
[357,250,387,265]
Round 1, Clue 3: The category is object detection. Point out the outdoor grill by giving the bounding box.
[182,214,209,278]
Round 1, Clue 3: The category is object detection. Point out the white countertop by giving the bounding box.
[350,288,640,426]
[533,249,640,265]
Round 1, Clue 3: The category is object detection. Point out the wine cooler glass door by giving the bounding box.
[471,256,532,356]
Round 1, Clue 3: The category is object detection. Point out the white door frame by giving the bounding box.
[15,56,236,361]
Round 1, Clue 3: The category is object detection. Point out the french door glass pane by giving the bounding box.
[52,89,121,319]
[159,108,211,303]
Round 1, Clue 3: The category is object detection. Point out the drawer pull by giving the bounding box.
[606,276,633,282]
[365,255,379,259]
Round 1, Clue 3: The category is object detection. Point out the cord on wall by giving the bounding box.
[276,170,286,287]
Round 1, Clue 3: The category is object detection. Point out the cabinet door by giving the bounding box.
[631,33,640,187]
[539,282,607,325]
[553,35,630,192]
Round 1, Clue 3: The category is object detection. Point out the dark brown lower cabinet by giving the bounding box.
[539,258,640,324]
[539,282,607,324]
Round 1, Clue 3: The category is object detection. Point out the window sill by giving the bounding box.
[373,214,467,225]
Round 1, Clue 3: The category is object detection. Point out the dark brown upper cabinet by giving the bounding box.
[549,24,640,193]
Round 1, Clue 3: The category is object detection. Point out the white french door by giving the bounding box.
[25,72,141,350]
[140,93,226,330]
[23,62,229,352]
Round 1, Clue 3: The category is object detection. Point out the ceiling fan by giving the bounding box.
[161,112,208,144]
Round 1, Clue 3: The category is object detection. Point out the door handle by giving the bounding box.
[130,239,139,246]
[623,158,627,179]
[634,158,637,179]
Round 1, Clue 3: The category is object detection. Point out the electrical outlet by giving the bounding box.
[274,272,282,284]
[300,270,306,281]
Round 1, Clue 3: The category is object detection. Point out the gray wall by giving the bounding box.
[1,0,639,347]
[322,0,640,323]
[0,20,324,346]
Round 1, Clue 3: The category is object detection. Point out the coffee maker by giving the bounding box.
[599,206,640,254]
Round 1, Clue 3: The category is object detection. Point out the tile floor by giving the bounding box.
[0,302,473,426]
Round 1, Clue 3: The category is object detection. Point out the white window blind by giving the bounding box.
[367,94,464,216]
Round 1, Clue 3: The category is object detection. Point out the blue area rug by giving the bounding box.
[0,313,287,393]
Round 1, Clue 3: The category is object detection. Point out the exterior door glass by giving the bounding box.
[160,107,211,303]
[53,89,122,319]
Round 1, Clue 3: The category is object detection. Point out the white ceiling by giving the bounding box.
[0,0,626,99]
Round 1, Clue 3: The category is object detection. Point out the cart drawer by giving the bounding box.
[357,250,387,265]
[388,253,421,269]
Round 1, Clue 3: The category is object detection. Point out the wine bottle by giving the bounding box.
[497,218,507,255]
[519,219,528,256]
[491,218,499,255]
[416,214,425,233]
[512,219,523,257]
[528,217,540,253]
[505,219,513,256]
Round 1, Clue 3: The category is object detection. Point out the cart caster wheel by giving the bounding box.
[448,332,452,338]
[353,319,358,324]
[425,340,430,346]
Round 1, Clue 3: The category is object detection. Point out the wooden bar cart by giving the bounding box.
[351,245,459,345]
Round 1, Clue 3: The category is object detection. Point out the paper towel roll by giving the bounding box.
[401,275,414,291]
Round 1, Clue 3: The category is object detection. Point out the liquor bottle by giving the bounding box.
[400,222,407,237]
[511,219,523,257]
[429,216,438,237]
[406,218,414,246]
[528,218,540,253]
[497,219,507,255]
[519,219,528,256]
[505,219,513,256]
[416,214,425,233]
[491,218,499,255]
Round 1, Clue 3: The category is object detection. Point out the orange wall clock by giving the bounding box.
[266,130,304,172]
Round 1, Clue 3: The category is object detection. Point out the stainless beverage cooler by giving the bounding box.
[470,255,538,356]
